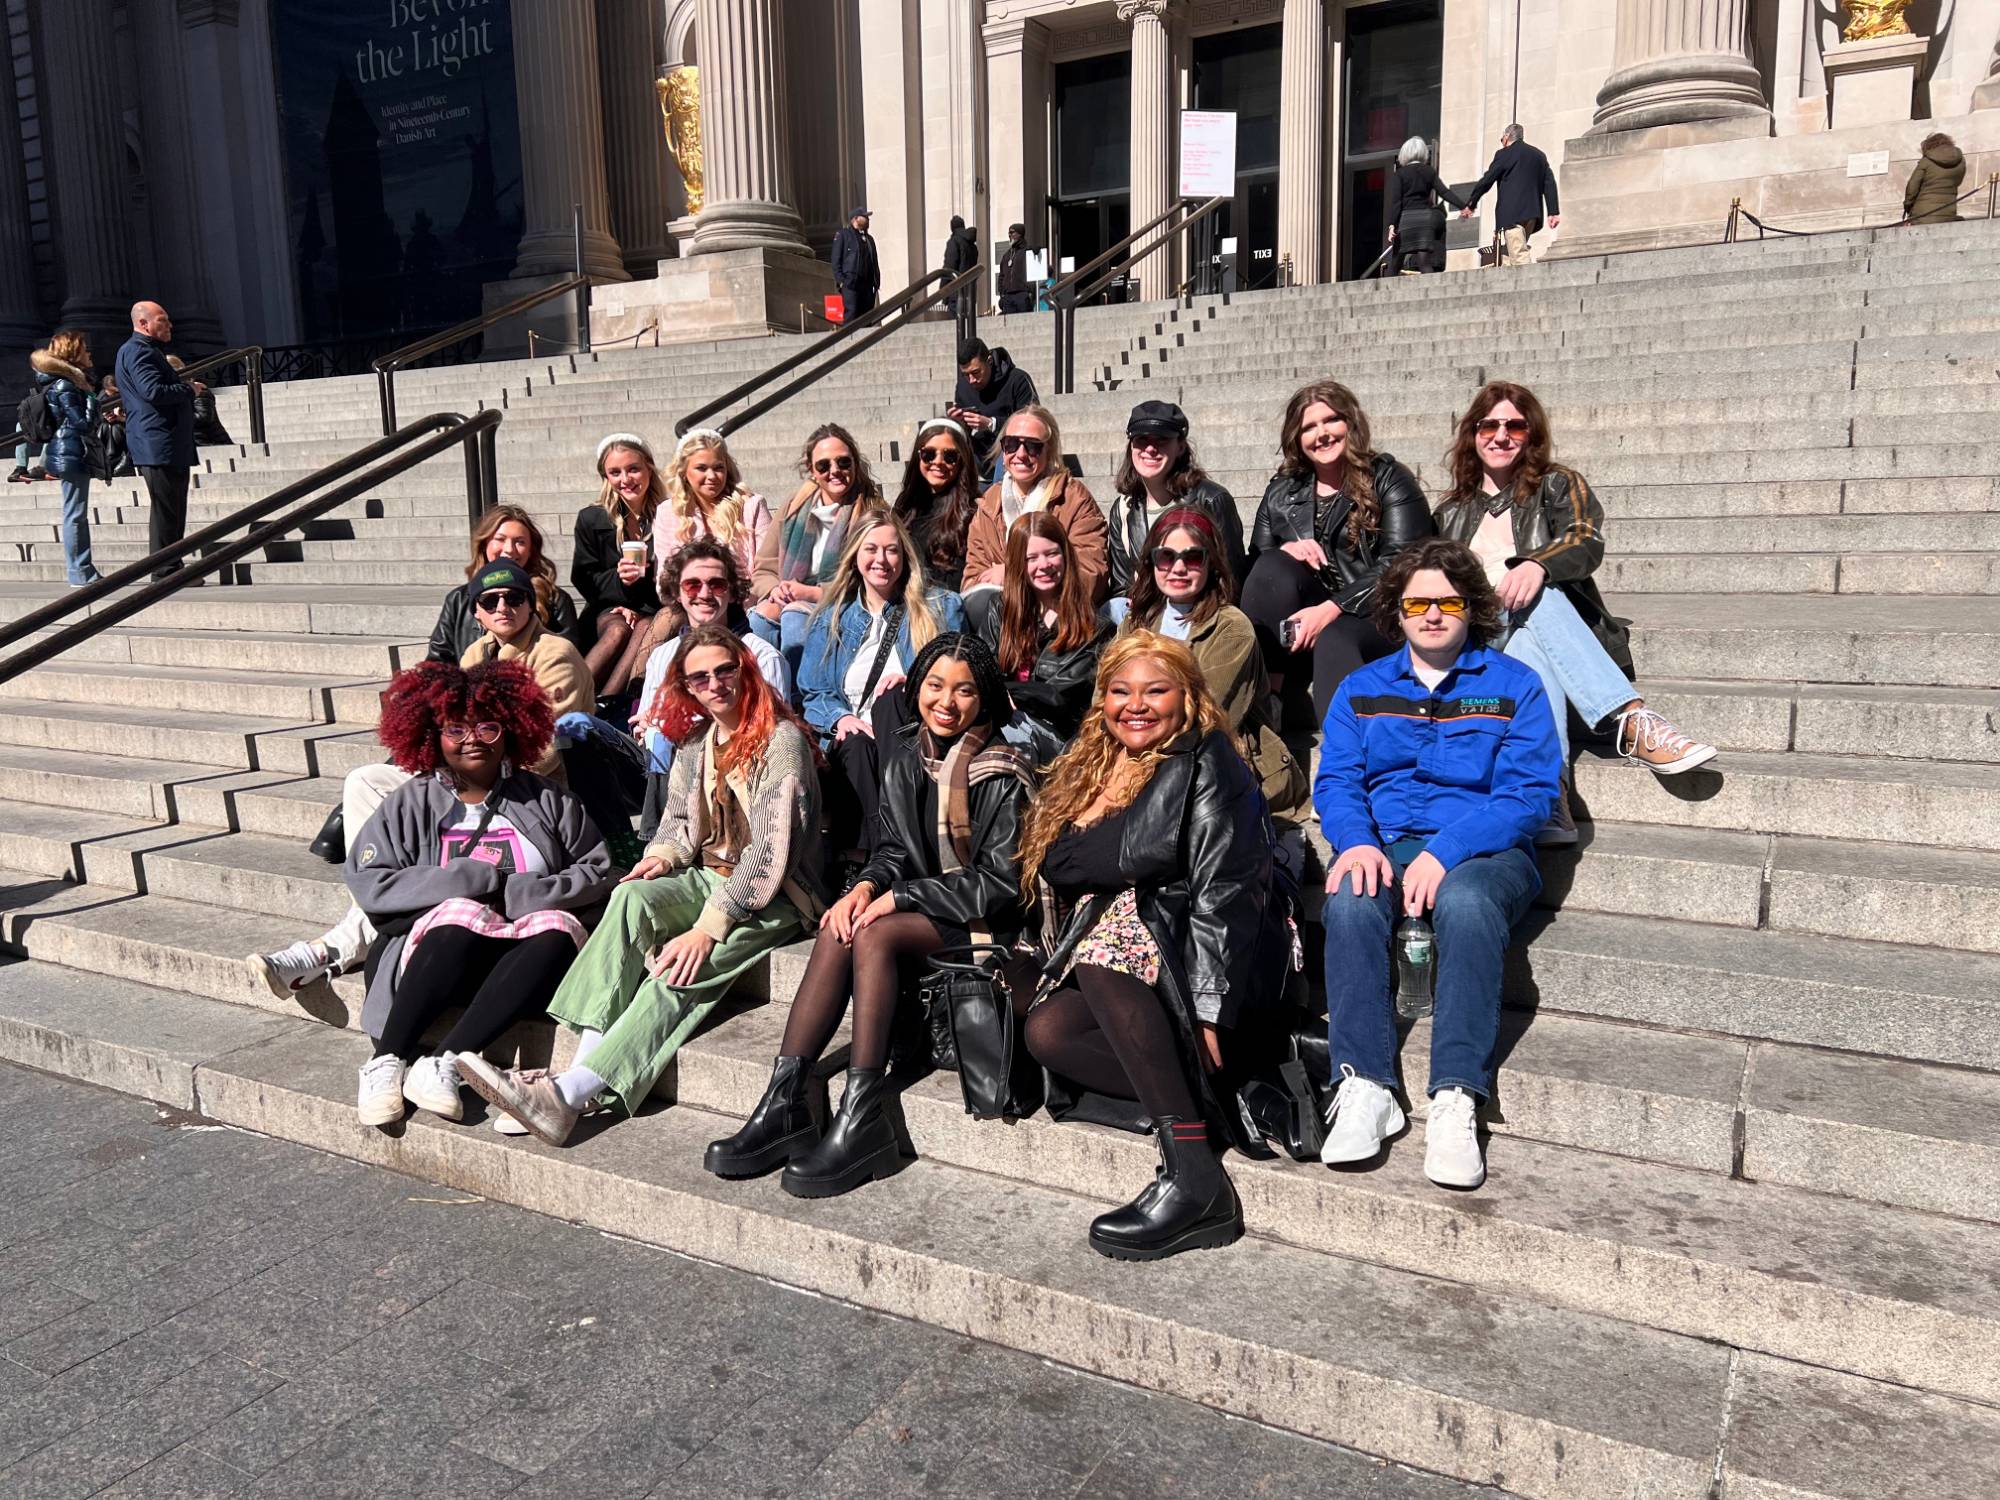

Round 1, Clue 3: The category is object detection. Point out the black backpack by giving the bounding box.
[15,387,53,444]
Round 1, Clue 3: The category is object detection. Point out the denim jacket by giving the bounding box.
[797,589,966,737]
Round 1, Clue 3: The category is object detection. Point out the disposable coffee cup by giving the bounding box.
[621,541,647,564]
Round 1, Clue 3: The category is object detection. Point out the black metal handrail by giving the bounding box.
[3,343,267,454]
[374,275,588,434]
[1051,196,1226,395]
[0,410,501,683]
[675,263,984,441]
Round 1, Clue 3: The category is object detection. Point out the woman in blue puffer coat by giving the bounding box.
[31,330,103,586]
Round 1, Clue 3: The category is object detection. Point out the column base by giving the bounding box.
[690,199,812,257]
[512,229,631,284]
[1823,34,1928,131]
[1589,53,1772,136]
[667,214,700,259]
[1974,75,2000,112]
[588,246,835,346]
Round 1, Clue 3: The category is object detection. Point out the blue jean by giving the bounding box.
[58,476,96,584]
[1321,841,1538,1100]
[14,440,41,470]
[1498,587,1634,764]
[746,605,812,689]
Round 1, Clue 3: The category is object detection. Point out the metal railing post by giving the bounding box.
[245,357,266,445]
[1989,174,1998,220]
[573,202,592,355]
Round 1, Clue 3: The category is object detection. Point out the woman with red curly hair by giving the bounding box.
[344,660,615,1128]
[462,626,828,1145]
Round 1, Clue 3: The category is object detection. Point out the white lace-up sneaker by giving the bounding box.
[248,940,335,999]
[1614,708,1718,777]
[357,1054,408,1127]
[1424,1087,1486,1189]
[402,1053,464,1121]
[1318,1065,1406,1165]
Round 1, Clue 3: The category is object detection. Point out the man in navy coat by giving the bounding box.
[831,207,880,322]
[114,301,202,581]
[1462,125,1561,267]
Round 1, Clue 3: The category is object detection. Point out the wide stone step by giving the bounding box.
[1624,594,2000,688]
[0,744,342,839]
[0,658,356,722]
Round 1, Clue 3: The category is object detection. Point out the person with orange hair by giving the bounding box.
[462,626,828,1144]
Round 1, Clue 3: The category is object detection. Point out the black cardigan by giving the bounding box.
[571,504,660,629]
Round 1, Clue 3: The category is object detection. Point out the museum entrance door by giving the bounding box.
[1338,0,1442,280]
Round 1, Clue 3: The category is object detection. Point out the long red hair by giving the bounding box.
[641,625,808,778]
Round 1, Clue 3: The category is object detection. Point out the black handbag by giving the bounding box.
[919,943,1043,1120]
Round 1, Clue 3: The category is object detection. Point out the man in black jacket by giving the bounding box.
[942,215,978,314]
[949,338,1037,469]
[831,206,880,321]
[1461,124,1560,266]
[996,223,1033,314]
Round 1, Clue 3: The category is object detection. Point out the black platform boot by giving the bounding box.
[1087,1116,1243,1261]
[704,1057,817,1178]
[781,1067,901,1198]
[308,806,345,864]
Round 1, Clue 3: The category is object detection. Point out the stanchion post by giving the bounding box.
[1725,196,1742,243]
[1989,173,1998,220]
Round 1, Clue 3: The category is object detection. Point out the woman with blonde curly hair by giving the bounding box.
[1013,630,1280,1262]
[653,427,771,586]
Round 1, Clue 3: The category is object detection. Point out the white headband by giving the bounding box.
[596,431,655,470]
[916,416,971,446]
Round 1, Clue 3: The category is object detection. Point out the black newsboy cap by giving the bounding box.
[1126,399,1189,440]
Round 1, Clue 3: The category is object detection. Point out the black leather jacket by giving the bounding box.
[1247,452,1433,614]
[1105,477,1248,595]
[966,591,1112,742]
[426,580,579,663]
[855,724,1030,942]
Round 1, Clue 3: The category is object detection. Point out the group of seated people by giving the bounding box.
[246,377,1718,1261]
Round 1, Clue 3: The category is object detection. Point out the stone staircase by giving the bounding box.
[2,224,2000,1498]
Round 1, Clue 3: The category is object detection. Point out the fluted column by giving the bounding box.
[0,49,39,356]
[690,0,810,256]
[41,0,140,342]
[1121,0,1176,299]
[127,0,224,348]
[510,0,628,279]
[1590,0,1771,134]
[596,0,671,274]
[1276,0,1326,286]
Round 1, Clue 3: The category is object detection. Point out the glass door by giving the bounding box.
[1190,23,1281,292]
[1052,52,1132,303]
[1339,0,1442,280]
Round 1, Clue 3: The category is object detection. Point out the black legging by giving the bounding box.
[1240,549,1399,725]
[1022,963,1197,1123]
[374,926,578,1062]
[781,911,950,1071]
[822,685,914,858]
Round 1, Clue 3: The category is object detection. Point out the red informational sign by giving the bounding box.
[825,295,845,324]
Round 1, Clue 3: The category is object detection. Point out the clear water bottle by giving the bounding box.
[1394,915,1435,1020]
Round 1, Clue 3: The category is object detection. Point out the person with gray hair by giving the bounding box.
[1462,123,1561,266]
[1387,136,1465,275]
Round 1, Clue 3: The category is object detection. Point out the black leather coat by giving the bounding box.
[1106,477,1248,595]
[966,590,1112,743]
[855,723,1029,943]
[1248,452,1433,614]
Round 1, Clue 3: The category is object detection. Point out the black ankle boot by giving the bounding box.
[704,1057,817,1178]
[1088,1116,1242,1261]
[781,1067,901,1198]
[308,806,346,864]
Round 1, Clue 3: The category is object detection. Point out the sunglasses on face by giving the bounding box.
[1151,546,1206,572]
[680,577,731,600]
[476,589,527,611]
[1475,418,1531,439]
[1399,595,1469,618]
[440,722,503,746]
[683,662,740,692]
[813,454,855,475]
[999,435,1046,458]
[918,445,960,465]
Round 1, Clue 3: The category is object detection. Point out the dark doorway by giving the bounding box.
[1189,23,1282,292]
[1338,0,1442,280]
[1052,51,1131,297]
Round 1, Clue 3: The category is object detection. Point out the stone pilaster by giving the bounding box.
[982,16,1050,262]
[596,0,672,275]
[1275,0,1326,286]
[510,0,627,280]
[1120,0,1176,299]
[40,0,140,344]
[1590,0,1771,135]
[689,0,810,256]
[1973,25,2000,110]
[0,42,39,357]
[127,0,224,349]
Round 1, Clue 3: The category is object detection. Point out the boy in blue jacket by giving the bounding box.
[1313,537,1560,1188]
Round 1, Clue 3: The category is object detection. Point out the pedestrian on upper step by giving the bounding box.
[1240,379,1433,729]
[460,629,826,1146]
[115,300,202,581]
[346,659,614,1130]
[832,206,881,323]
[996,223,1035,315]
[941,215,979,316]
[574,433,668,699]
[651,428,771,621]
[707,631,1032,1196]
[749,421,885,680]
[30,330,104,586]
[892,416,981,593]
[1315,538,1561,1190]
[949,337,1038,472]
[425,504,578,664]
[1460,123,1559,267]
[1014,630,1286,1261]
[165,355,233,446]
[964,510,1110,764]
[1430,380,1716,845]
[1388,136,1465,275]
[962,403,1107,604]
[1105,399,1245,612]
[1903,132,1966,225]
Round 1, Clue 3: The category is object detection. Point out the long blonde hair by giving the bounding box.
[664,429,752,551]
[808,506,941,661]
[1004,403,1071,491]
[596,439,668,541]
[1017,630,1231,901]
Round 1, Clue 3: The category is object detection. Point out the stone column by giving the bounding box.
[597,0,672,275]
[1590,0,1771,135]
[0,51,39,357]
[982,16,1049,264]
[40,0,140,342]
[859,0,924,294]
[1974,25,2000,110]
[1121,0,1176,299]
[127,0,224,348]
[689,0,810,256]
[510,0,627,280]
[1276,0,1326,286]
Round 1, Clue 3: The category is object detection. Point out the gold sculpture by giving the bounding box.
[657,65,703,215]
[1842,0,1915,42]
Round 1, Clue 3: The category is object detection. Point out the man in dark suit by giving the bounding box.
[114,301,202,581]
[1461,124,1561,266]
[831,206,880,322]
[996,223,1033,314]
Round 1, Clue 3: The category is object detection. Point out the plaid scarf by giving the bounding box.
[776,485,851,587]
[920,722,1031,874]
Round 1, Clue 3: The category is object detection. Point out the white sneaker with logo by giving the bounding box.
[402,1053,464,1121]
[1319,1065,1406,1165]
[357,1054,408,1128]
[1424,1087,1486,1189]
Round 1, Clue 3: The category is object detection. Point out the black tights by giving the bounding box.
[781,912,947,1071]
[374,927,577,1062]
[1022,963,1197,1122]
[1239,549,1399,725]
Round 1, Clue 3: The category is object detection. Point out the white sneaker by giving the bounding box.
[492,1111,530,1136]
[403,1054,464,1121]
[357,1054,408,1127]
[1424,1087,1486,1189]
[1319,1065,1406,1165]
[248,940,336,999]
